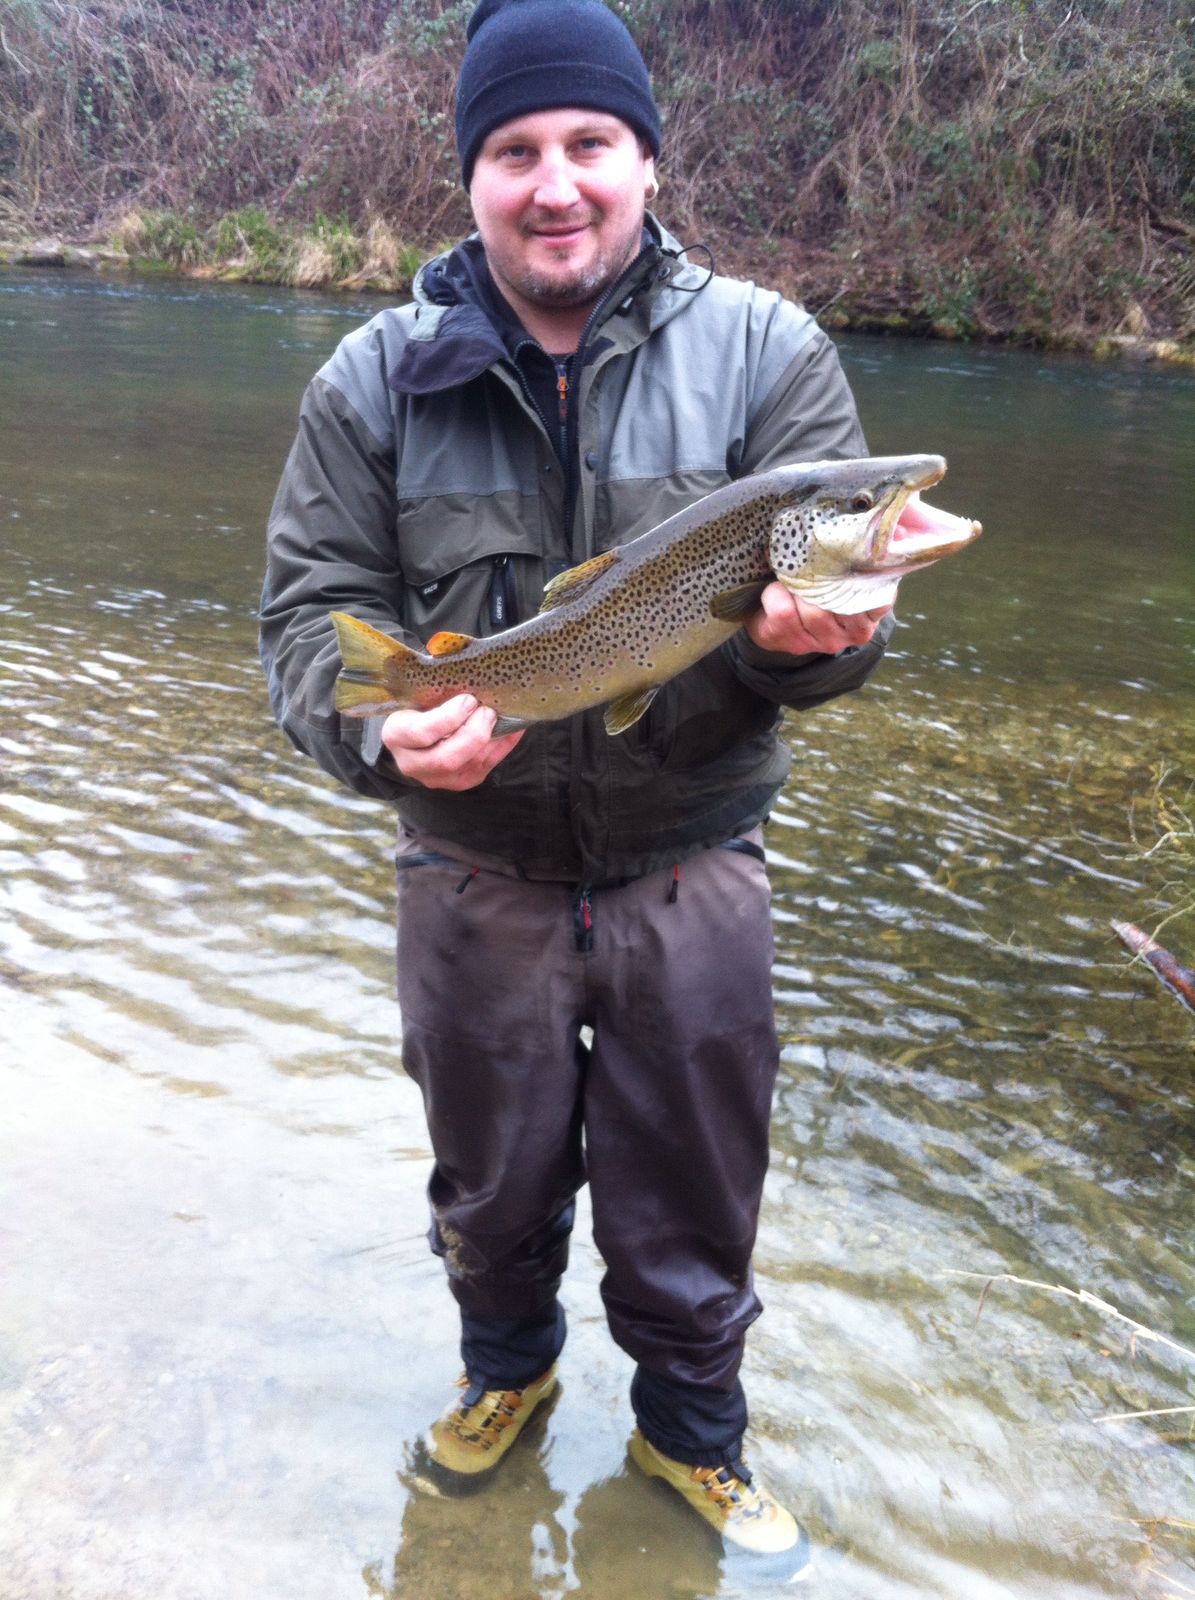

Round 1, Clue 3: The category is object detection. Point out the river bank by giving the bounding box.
[3,2,1192,366]
[4,227,1193,368]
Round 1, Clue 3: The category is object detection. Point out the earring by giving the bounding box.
[645,177,660,203]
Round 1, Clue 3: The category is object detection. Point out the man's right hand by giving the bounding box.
[381,695,524,791]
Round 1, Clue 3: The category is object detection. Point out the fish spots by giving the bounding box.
[769,502,823,583]
[400,480,789,718]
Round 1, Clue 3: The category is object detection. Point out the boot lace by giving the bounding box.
[693,1461,768,1522]
[445,1376,524,1453]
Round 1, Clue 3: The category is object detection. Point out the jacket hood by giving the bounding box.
[389,216,709,397]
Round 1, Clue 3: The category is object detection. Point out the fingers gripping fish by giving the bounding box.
[331,454,981,738]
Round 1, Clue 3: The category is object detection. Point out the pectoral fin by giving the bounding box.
[491,713,530,737]
[540,549,619,612]
[603,686,659,736]
[709,580,769,622]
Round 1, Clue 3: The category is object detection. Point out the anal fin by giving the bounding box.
[603,685,659,736]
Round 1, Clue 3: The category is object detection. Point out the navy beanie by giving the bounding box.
[456,0,662,188]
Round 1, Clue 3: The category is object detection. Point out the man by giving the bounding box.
[260,0,892,1569]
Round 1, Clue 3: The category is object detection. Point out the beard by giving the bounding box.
[518,248,629,307]
[494,210,644,312]
[521,262,615,306]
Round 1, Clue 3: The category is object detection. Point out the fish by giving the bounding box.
[331,453,980,737]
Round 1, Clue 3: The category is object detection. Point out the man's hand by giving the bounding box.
[744,582,891,656]
[381,695,524,791]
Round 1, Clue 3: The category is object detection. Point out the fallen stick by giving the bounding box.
[1111,920,1195,1014]
[944,1270,1195,1364]
[1095,1404,1195,1425]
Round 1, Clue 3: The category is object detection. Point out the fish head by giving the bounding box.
[765,455,982,615]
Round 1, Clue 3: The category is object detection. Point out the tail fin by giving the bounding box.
[330,611,417,716]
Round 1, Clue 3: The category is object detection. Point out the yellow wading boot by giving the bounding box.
[628,1429,812,1582]
[421,1368,558,1492]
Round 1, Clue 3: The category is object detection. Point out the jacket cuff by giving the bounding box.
[360,713,407,783]
[732,634,861,674]
[727,609,895,705]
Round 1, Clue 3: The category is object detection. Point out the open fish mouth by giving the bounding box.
[864,461,982,571]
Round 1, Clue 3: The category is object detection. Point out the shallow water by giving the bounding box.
[1,268,1193,1600]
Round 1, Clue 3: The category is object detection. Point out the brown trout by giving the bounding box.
[331,454,980,737]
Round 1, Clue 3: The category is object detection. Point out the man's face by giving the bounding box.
[469,108,655,340]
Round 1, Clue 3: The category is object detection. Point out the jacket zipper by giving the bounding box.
[556,363,570,459]
[558,248,658,557]
[505,243,657,560]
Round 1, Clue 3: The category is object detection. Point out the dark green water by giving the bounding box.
[1,267,1192,1600]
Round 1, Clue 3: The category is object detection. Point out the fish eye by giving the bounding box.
[850,491,875,512]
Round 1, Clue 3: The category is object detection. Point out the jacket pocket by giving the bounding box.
[396,491,552,641]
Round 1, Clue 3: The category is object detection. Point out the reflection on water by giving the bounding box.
[1,268,1193,1600]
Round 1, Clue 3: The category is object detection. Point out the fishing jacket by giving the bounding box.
[260,219,892,882]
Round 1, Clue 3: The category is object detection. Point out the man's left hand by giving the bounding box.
[744,582,891,656]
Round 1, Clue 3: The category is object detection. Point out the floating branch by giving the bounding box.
[1111,920,1195,1014]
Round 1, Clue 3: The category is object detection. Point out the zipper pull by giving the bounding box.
[489,554,512,628]
[556,365,569,426]
[573,884,594,953]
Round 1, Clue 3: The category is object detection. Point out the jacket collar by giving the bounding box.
[388,217,702,397]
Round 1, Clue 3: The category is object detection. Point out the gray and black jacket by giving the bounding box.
[260,220,892,882]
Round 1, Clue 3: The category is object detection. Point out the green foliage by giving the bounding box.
[853,38,900,86]
[395,241,427,282]
[212,206,287,273]
[305,212,364,278]
[123,211,205,266]
[387,0,472,53]
[915,260,980,337]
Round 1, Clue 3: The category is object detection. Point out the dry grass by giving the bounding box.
[289,236,338,289]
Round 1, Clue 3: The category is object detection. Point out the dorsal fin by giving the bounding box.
[539,549,619,612]
[426,630,475,657]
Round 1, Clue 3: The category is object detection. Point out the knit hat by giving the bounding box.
[455,0,662,188]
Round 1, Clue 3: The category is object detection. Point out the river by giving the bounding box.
[1,267,1192,1600]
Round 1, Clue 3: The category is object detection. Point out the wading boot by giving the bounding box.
[628,1429,811,1581]
[422,1368,558,1492]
